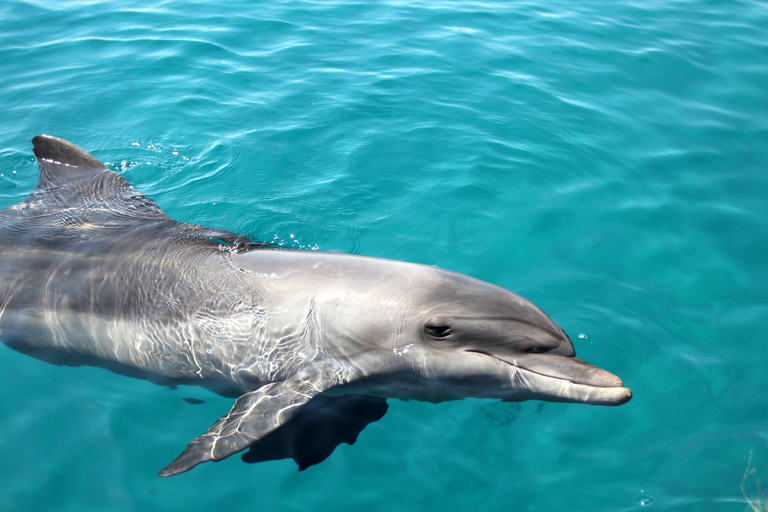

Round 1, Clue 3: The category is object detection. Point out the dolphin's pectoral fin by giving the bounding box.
[159,382,309,476]
[241,394,388,470]
[159,372,333,477]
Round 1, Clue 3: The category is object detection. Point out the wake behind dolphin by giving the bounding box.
[0,135,631,476]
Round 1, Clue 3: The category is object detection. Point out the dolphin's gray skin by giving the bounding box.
[0,135,631,477]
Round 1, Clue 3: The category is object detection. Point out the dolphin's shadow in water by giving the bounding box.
[241,394,388,470]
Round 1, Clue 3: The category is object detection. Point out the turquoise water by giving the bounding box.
[1,0,767,510]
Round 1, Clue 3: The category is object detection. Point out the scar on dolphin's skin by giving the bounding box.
[0,135,631,476]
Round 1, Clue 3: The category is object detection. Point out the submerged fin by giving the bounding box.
[241,394,388,470]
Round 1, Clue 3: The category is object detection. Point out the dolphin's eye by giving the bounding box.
[520,345,551,354]
[424,323,452,338]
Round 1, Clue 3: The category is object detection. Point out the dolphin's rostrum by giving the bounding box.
[0,135,631,476]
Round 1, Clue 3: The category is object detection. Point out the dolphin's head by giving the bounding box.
[232,249,630,407]
[376,267,632,407]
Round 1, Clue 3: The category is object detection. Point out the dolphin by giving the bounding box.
[0,135,631,476]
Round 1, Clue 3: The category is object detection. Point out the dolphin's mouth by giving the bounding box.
[468,350,632,406]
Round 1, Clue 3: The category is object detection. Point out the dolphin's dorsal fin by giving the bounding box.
[24,135,268,250]
[33,134,110,177]
[29,134,169,221]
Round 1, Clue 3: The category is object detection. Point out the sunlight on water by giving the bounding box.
[743,445,768,512]
[635,491,656,507]
[0,0,766,510]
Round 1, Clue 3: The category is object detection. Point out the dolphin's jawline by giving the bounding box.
[465,349,575,382]
[466,349,631,403]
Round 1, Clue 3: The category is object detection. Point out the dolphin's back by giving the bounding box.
[0,136,269,386]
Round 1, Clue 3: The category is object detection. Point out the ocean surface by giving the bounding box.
[1,0,767,510]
